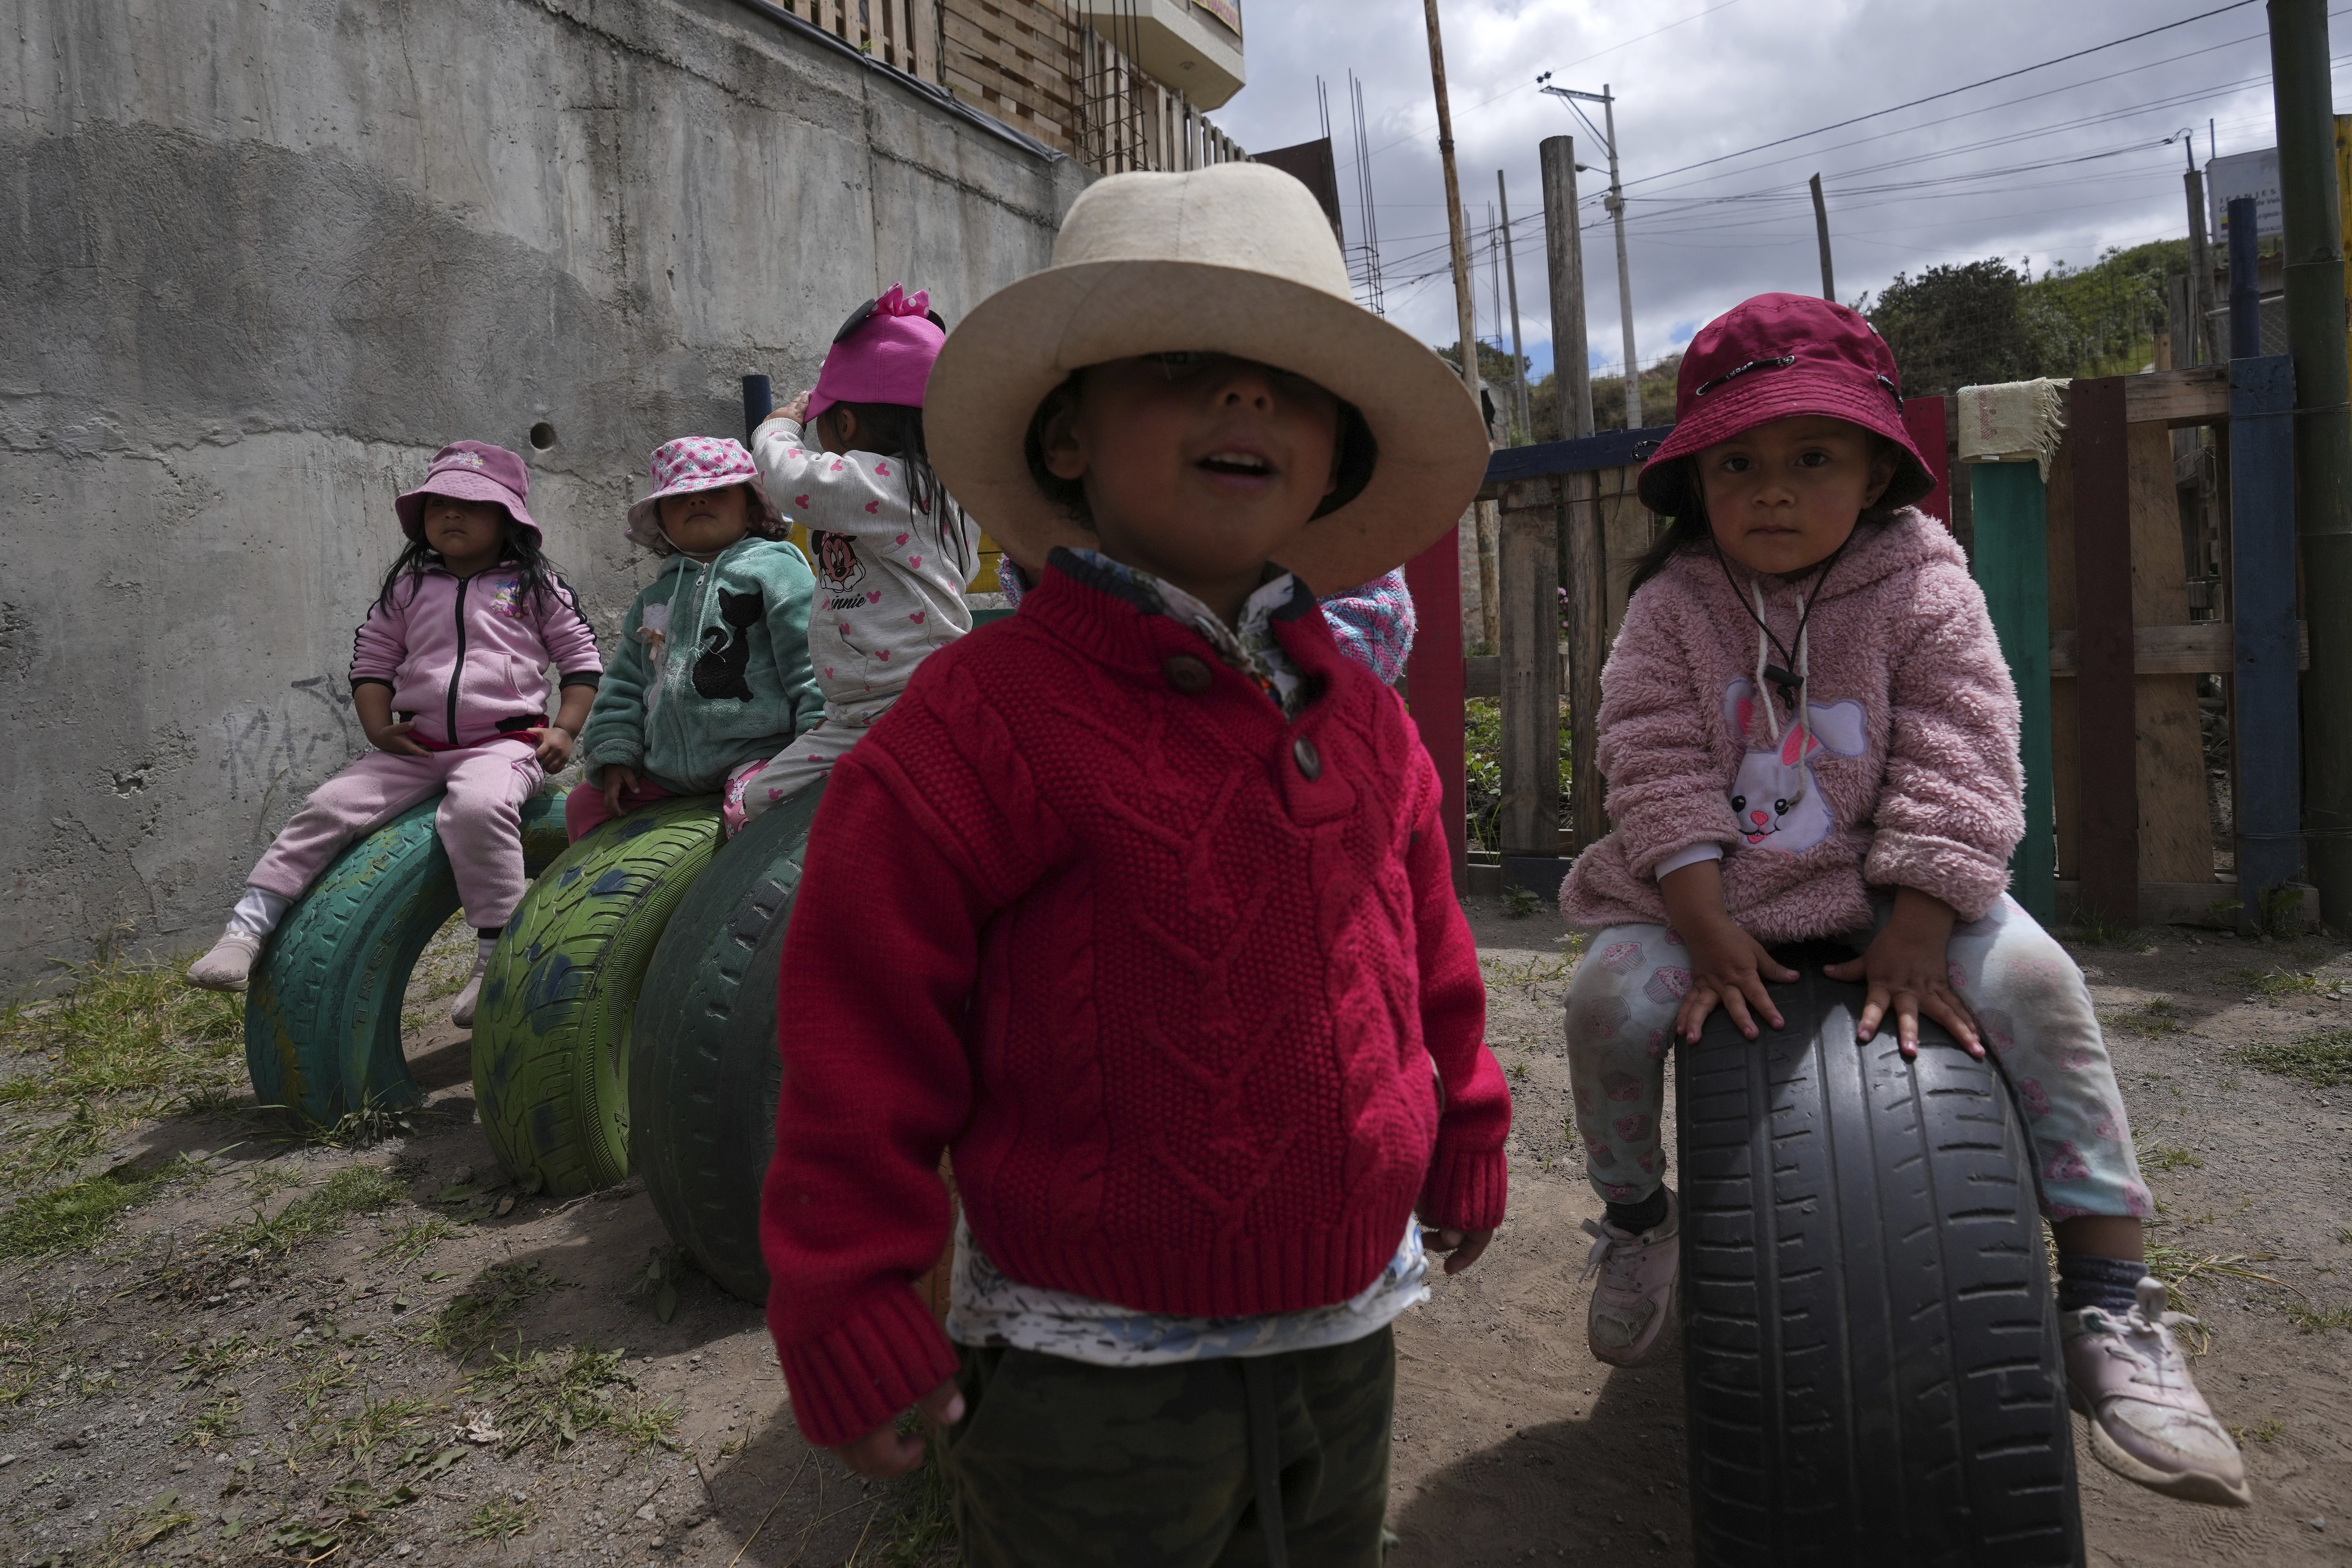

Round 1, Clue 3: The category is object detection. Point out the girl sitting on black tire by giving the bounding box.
[569,436,822,843]
[187,441,602,1026]
[1556,294,2249,1509]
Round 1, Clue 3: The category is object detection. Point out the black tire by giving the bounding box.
[244,793,568,1125]
[471,797,723,1197]
[630,782,827,1302]
[1677,950,2082,1567]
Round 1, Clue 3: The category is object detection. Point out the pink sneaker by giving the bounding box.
[2064,1276,2251,1508]
[1579,1190,1678,1367]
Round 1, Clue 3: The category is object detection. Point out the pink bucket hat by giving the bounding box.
[1637,293,1934,516]
[806,283,946,421]
[625,436,786,551]
[395,441,539,543]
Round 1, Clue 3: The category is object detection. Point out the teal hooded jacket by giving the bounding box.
[579,537,823,793]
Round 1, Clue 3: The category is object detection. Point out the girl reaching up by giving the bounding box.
[737,285,979,829]
[570,437,821,842]
[188,442,601,1027]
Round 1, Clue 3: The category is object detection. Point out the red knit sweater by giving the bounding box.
[759,553,1511,1447]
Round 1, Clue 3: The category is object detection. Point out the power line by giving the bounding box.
[1620,0,2262,191]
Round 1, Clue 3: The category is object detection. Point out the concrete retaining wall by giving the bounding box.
[0,0,1088,983]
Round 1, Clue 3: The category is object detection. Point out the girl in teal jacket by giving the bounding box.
[568,437,824,841]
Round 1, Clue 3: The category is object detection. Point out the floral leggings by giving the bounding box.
[1564,893,2153,1222]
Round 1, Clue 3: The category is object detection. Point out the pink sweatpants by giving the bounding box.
[246,742,545,929]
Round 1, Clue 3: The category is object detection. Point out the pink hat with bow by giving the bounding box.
[807,283,946,421]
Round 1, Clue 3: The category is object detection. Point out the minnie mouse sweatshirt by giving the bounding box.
[1559,509,2023,941]
[751,418,980,725]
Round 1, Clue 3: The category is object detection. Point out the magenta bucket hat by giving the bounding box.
[1636,293,1934,517]
[395,441,539,542]
[625,436,786,550]
[807,283,946,421]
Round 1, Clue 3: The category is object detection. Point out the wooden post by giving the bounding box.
[1497,478,1564,859]
[1972,461,2057,924]
[1809,173,1835,301]
[1475,502,1501,650]
[1421,0,1483,425]
[1539,136,1594,440]
[1405,528,1468,889]
[2071,376,2140,925]
[2231,353,2303,932]
[1563,468,1608,848]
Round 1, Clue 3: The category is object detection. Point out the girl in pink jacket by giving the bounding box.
[1560,295,2246,1507]
[188,442,603,1026]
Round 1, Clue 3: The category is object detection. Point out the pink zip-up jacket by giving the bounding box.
[1559,509,2023,941]
[349,564,603,748]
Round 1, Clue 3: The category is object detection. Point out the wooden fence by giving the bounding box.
[765,0,1242,171]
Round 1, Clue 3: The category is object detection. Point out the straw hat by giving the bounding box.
[925,162,1490,593]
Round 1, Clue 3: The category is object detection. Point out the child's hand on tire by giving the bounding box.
[602,764,641,819]
[1823,888,1980,1059]
[836,1378,965,1479]
[1677,916,1798,1043]
[366,718,429,758]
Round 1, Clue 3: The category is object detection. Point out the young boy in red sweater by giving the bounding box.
[759,162,1510,1566]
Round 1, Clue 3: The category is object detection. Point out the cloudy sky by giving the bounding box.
[1206,0,2346,389]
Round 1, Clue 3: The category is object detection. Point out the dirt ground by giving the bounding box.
[2,897,2348,1566]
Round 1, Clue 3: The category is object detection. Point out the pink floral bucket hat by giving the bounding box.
[395,441,540,543]
[625,436,787,551]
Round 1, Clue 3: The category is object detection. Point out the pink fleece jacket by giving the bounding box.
[349,565,603,748]
[1559,510,2023,940]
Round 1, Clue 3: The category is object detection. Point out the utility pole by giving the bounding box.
[1539,135,1594,440]
[2269,0,2352,927]
[1498,169,1531,444]
[1422,0,1482,420]
[1809,173,1836,302]
[1541,80,1638,428]
[2184,133,2213,363]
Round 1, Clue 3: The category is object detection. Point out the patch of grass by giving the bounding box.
[103,1490,200,1557]
[460,1497,541,1543]
[1501,883,1540,918]
[0,1156,186,1258]
[2229,966,2320,999]
[2137,1140,2204,1173]
[2102,997,2184,1039]
[2287,1302,2352,1333]
[461,1343,679,1456]
[2067,906,2140,947]
[174,1333,263,1389]
[0,1306,67,1407]
[0,958,244,1190]
[331,1393,441,1462]
[174,1393,243,1450]
[370,1216,464,1265]
[2236,1030,2352,1088]
[224,1164,405,1256]
[2229,1416,2284,1445]
[873,1459,957,1567]
[424,1261,568,1365]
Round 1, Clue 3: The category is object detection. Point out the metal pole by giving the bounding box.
[2268,0,2352,925]
[2228,196,2261,359]
[1602,87,1639,430]
[1498,171,1531,444]
[1809,173,1836,302]
[1539,136,1594,440]
[1421,0,1483,418]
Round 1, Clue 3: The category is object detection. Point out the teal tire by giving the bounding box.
[631,782,827,1303]
[243,793,568,1126]
[472,797,722,1197]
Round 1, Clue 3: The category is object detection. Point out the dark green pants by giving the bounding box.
[935,1327,1396,1568]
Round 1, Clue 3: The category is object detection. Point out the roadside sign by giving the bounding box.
[2209,148,2282,241]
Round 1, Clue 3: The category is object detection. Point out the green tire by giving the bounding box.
[631,782,827,1302]
[472,797,722,1197]
[243,793,569,1126]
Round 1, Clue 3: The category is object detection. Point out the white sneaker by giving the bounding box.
[1580,1190,1679,1367]
[2064,1276,2251,1507]
[186,930,264,993]
[449,950,491,1028]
